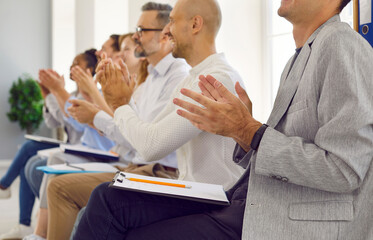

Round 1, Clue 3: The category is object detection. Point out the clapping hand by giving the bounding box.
[67,99,100,125]
[96,53,136,111]
[38,83,50,99]
[198,75,253,115]
[37,71,50,99]
[71,66,100,102]
[38,69,65,93]
[173,75,261,151]
[38,69,71,117]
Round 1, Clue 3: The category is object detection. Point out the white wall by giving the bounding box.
[52,0,76,92]
[53,0,129,93]
[217,0,266,121]
[0,0,51,159]
[94,0,129,48]
[76,0,95,54]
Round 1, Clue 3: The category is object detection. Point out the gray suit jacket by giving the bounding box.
[235,15,373,240]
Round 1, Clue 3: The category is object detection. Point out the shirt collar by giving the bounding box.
[147,53,176,76]
[306,14,341,47]
[189,53,225,76]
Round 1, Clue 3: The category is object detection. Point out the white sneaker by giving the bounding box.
[0,224,33,239]
[22,234,45,240]
[0,188,10,199]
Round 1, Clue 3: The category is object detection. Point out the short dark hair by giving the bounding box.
[141,2,173,28]
[339,0,351,12]
[82,48,98,76]
[109,34,120,52]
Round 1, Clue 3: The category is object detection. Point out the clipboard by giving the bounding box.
[25,134,66,145]
[110,172,230,206]
[359,0,373,46]
[37,162,118,174]
[60,144,119,162]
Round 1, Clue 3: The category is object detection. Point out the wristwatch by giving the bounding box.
[250,124,269,151]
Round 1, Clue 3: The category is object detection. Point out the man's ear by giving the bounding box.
[191,15,203,34]
[159,31,169,43]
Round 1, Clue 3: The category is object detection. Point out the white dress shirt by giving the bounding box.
[94,53,190,168]
[114,53,245,189]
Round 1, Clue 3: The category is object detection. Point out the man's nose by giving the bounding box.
[163,22,171,36]
[132,32,140,41]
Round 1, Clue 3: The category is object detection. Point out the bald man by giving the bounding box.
[73,0,246,239]
[172,0,373,240]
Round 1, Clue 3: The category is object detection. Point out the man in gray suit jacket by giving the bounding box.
[175,0,373,239]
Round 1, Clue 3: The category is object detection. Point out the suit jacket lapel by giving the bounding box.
[267,54,294,126]
[266,45,311,127]
[266,15,340,128]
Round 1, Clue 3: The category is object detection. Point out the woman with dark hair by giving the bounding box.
[74,48,97,76]
[19,48,117,240]
[69,33,149,118]
[0,48,114,240]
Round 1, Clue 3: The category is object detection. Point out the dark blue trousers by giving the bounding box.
[74,182,246,240]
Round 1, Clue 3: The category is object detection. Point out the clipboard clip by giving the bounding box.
[116,172,126,183]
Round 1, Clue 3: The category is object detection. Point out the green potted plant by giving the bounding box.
[7,74,44,134]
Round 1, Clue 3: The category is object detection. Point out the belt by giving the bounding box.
[136,164,177,172]
[163,166,177,172]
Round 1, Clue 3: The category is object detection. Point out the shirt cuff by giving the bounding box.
[44,93,54,105]
[128,98,138,113]
[233,143,253,169]
[44,94,55,112]
[93,110,113,132]
[64,96,77,117]
[114,105,133,122]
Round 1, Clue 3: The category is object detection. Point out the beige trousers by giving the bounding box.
[46,163,178,240]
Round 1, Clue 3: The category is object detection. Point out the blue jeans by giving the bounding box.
[24,155,47,198]
[0,140,56,226]
[74,182,245,240]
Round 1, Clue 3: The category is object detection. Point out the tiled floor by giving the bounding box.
[0,160,38,236]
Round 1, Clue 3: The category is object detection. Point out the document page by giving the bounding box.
[25,134,66,145]
[111,172,229,205]
[37,162,118,174]
[37,147,61,158]
[60,144,119,161]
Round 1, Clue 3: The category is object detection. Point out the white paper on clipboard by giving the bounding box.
[360,0,372,25]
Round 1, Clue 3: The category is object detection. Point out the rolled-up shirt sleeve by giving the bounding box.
[93,110,134,150]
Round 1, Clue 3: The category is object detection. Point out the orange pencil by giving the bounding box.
[126,178,192,189]
[109,151,119,156]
